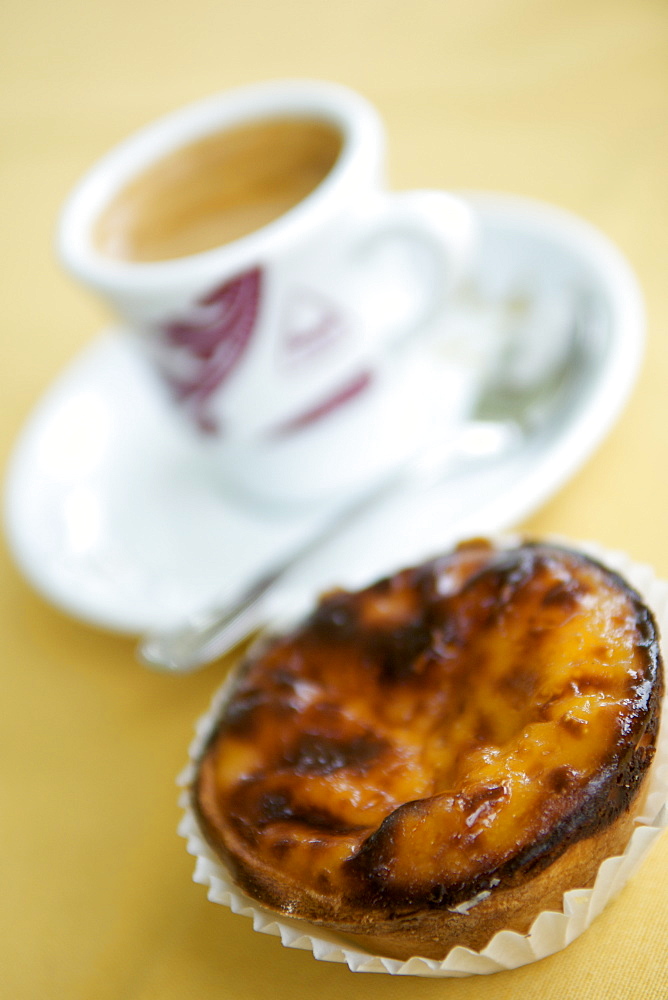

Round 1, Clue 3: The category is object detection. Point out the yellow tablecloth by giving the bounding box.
[2,1,667,996]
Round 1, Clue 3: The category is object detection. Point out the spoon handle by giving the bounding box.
[137,416,521,673]
[137,461,416,672]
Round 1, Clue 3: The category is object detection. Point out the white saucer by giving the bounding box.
[4,194,644,634]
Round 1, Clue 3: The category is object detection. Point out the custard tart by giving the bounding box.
[192,540,663,959]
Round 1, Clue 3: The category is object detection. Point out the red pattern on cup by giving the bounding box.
[270,370,373,437]
[158,268,262,434]
[279,288,350,368]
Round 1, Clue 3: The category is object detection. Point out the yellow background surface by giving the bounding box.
[2,0,668,996]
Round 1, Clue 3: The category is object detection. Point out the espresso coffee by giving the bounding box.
[94,117,343,262]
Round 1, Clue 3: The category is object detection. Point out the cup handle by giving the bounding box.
[343,189,477,353]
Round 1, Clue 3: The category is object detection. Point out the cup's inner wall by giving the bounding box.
[93,117,344,262]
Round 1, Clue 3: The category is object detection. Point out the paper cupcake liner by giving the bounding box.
[178,537,668,977]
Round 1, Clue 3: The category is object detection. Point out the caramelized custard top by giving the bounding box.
[194,541,662,914]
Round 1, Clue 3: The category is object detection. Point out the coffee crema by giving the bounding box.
[93,117,343,262]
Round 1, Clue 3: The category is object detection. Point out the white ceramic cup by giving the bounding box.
[58,80,476,505]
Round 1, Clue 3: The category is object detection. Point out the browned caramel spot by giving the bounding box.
[548,765,579,793]
[497,666,540,703]
[271,837,296,858]
[195,542,662,913]
[542,578,587,609]
[282,733,386,775]
[255,791,359,833]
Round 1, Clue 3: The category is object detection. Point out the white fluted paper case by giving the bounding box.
[178,538,668,977]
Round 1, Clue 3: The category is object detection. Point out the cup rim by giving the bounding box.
[57,79,385,295]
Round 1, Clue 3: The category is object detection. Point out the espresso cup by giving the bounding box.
[58,80,476,505]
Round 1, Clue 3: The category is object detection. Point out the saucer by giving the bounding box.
[4,193,644,634]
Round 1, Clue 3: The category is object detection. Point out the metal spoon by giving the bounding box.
[137,288,584,673]
[138,419,518,672]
